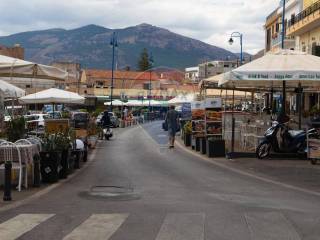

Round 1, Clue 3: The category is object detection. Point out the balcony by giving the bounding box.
[271,34,296,50]
[287,1,320,36]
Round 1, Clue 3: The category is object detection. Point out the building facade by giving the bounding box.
[80,69,197,101]
[51,62,82,92]
[185,67,200,83]
[265,0,302,53]
[0,44,24,59]
[198,60,237,80]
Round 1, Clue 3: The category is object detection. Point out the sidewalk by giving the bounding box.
[177,138,320,194]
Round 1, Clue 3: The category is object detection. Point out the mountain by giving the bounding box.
[0,23,238,70]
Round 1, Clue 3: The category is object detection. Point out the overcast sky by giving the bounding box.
[0,0,277,54]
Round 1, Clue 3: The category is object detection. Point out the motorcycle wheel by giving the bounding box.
[256,141,271,159]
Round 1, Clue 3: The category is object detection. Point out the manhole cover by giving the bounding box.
[79,186,141,201]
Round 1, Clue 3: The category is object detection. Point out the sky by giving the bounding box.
[0,0,277,54]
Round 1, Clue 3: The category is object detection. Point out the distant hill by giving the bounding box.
[0,23,238,70]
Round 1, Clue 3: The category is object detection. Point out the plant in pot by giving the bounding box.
[6,117,25,142]
[87,121,98,149]
[40,134,62,183]
[183,121,192,147]
[55,131,72,179]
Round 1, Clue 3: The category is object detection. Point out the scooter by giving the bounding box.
[256,121,318,159]
[103,126,113,140]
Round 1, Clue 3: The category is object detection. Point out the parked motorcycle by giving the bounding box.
[256,121,318,159]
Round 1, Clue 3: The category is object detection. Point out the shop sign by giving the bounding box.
[204,98,222,109]
[191,101,204,110]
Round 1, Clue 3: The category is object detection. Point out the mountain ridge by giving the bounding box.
[0,24,239,70]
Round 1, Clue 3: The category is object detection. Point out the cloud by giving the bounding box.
[0,0,277,54]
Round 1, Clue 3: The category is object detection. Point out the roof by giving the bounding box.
[84,69,159,81]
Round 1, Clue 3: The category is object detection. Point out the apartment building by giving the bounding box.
[198,60,237,80]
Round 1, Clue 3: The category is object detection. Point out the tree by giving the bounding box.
[138,48,151,71]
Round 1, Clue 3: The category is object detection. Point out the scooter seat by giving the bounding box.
[288,130,304,137]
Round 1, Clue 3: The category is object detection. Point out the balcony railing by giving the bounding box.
[288,0,320,28]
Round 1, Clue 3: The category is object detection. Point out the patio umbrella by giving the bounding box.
[219,50,320,129]
[104,100,125,106]
[218,50,320,89]
[0,79,25,98]
[0,55,67,81]
[19,88,85,104]
[168,94,195,105]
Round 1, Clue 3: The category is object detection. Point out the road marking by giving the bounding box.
[63,214,128,240]
[155,213,205,240]
[245,212,301,240]
[0,214,54,240]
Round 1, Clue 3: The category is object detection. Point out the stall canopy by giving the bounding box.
[0,79,25,98]
[0,55,67,81]
[219,50,320,89]
[19,88,85,104]
[168,93,195,104]
[104,100,125,106]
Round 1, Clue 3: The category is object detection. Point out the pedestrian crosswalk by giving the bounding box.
[0,212,302,240]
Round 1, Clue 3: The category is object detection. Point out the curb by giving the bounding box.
[0,145,99,213]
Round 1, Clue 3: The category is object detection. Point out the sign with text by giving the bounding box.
[204,98,222,109]
[181,103,192,120]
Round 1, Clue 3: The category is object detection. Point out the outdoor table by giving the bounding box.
[0,144,39,171]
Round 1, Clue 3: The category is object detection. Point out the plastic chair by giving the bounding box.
[26,137,43,151]
[0,141,26,191]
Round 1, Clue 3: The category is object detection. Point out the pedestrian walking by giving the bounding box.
[165,105,179,148]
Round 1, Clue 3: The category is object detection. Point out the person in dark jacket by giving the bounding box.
[165,105,179,148]
[100,111,111,128]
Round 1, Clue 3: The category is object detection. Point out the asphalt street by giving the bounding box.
[1,121,320,240]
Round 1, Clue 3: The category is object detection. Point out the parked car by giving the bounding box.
[47,111,62,119]
[24,113,50,129]
[96,112,119,128]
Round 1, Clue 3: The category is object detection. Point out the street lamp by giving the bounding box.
[110,31,118,112]
[148,52,154,113]
[228,32,243,65]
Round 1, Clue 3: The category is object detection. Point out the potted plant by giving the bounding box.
[87,121,98,149]
[183,121,192,147]
[55,131,72,179]
[40,134,62,183]
[6,117,25,142]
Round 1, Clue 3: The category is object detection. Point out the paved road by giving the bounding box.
[1,121,320,240]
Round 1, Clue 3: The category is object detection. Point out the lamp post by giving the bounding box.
[227,31,243,159]
[228,32,243,65]
[110,32,118,112]
[148,52,154,113]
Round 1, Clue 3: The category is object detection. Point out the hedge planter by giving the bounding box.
[40,151,62,183]
[207,139,225,158]
[200,138,207,155]
[184,133,192,147]
[59,149,70,179]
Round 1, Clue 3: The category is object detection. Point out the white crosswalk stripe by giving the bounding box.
[62,214,128,240]
[0,214,54,240]
[245,212,301,240]
[155,213,205,240]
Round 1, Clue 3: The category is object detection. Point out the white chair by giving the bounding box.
[0,141,26,191]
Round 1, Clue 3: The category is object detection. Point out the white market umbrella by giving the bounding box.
[104,99,125,106]
[168,93,195,105]
[0,55,67,81]
[0,79,25,98]
[219,50,320,89]
[19,88,85,104]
